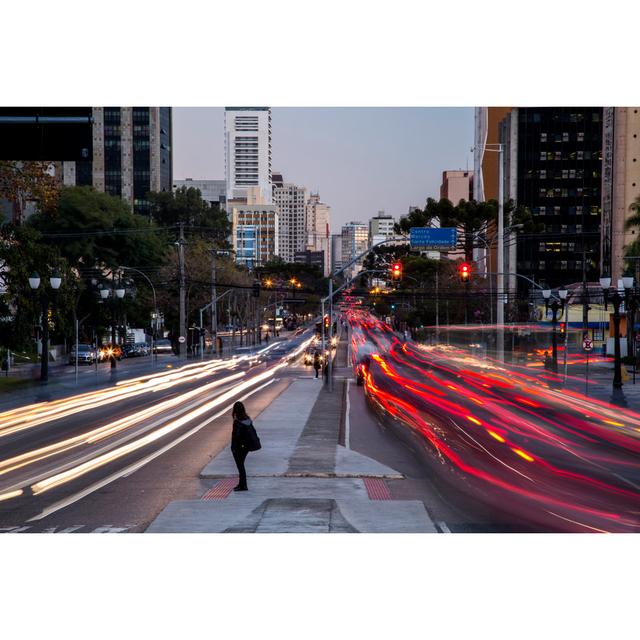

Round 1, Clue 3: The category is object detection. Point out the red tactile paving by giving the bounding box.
[201,477,238,501]
[363,477,392,500]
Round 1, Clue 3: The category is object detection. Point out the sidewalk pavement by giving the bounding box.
[147,377,437,533]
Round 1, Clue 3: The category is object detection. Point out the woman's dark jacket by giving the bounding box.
[232,417,253,450]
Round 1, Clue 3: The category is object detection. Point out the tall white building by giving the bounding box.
[341,221,369,279]
[306,193,331,276]
[224,107,272,205]
[272,180,308,262]
[368,210,395,247]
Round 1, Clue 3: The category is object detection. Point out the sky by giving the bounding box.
[173,107,474,233]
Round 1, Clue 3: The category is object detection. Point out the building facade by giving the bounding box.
[439,170,474,205]
[0,107,172,219]
[231,204,279,270]
[331,233,343,275]
[341,221,369,279]
[173,179,226,206]
[601,107,640,281]
[224,107,272,205]
[294,250,325,271]
[369,211,395,247]
[306,193,331,276]
[272,181,308,262]
[500,107,604,290]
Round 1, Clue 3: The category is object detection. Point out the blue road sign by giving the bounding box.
[410,227,457,250]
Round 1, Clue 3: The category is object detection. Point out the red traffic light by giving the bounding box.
[391,262,402,279]
[460,263,470,281]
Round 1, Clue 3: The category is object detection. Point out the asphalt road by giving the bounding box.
[348,313,640,533]
[0,334,312,533]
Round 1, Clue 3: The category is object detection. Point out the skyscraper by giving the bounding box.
[499,107,604,290]
[224,107,272,206]
[0,106,172,219]
[306,193,331,276]
[341,221,369,279]
[601,107,640,281]
[272,180,308,262]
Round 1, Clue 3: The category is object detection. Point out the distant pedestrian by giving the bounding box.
[231,401,255,492]
[313,351,321,378]
[217,336,223,355]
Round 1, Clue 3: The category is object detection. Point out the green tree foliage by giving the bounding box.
[0,224,78,351]
[396,197,498,262]
[148,187,231,247]
[28,186,169,270]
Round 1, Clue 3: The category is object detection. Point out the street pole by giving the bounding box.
[496,143,505,362]
[211,250,218,343]
[435,267,439,338]
[40,295,49,383]
[110,273,117,371]
[178,222,186,359]
[613,301,622,389]
[199,308,204,361]
[328,277,334,391]
[75,314,79,386]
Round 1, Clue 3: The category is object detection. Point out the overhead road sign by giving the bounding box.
[410,227,457,250]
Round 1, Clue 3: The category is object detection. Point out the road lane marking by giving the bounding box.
[437,521,452,533]
[26,379,276,522]
[55,525,84,533]
[345,379,351,450]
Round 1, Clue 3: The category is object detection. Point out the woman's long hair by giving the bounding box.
[233,401,248,421]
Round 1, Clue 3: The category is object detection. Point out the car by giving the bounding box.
[98,344,123,361]
[355,354,371,386]
[124,342,150,358]
[153,339,174,355]
[303,349,314,365]
[68,343,96,365]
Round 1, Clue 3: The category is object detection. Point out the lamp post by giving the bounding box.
[600,276,635,390]
[542,288,567,373]
[29,270,62,384]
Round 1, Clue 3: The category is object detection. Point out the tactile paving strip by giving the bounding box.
[201,477,238,500]
[363,477,392,500]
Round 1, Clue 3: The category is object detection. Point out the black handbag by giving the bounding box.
[245,422,262,452]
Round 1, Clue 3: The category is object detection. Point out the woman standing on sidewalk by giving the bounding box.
[231,401,253,491]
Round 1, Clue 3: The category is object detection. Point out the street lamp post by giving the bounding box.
[600,276,635,390]
[29,270,62,384]
[542,288,567,373]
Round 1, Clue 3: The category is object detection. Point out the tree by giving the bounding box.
[0,160,60,223]
[148,187,231,247]
[0,223,78,352]
[396,197,498,262]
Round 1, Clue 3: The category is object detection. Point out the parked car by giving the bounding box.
[98,344,123,361]
[123,342,150,358]
[68,343,96,365]
[153,339,174,355]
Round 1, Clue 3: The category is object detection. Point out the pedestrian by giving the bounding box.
[231,401,254,491]
[217,335,223,355]
[313,351,321,378]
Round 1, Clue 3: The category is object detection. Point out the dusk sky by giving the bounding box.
[173,107,474,232]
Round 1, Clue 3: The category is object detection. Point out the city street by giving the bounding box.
[0,335,311,532]
[350,314,640,532]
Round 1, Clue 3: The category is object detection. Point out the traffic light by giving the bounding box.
[459,263,470,283]
[391,262,402,280]
[324,315,330,328]
[252,281,261,298]
[559,322,566,335]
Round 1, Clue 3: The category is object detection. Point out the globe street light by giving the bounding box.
[600,276,635,390]
[29,270,62,383]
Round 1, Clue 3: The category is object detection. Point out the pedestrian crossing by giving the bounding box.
[0,524,135,533]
